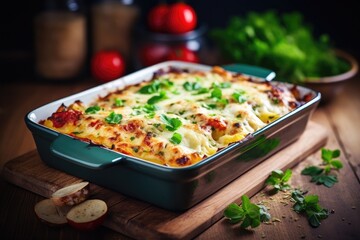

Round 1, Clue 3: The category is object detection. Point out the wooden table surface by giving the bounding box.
[1,72,360,240]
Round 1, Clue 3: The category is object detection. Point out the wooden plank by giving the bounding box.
[321,78,360,180]
[1,122,327,240]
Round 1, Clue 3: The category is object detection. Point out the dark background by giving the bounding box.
[1,0,359,80]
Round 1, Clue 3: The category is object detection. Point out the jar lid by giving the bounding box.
[136,25,207,43]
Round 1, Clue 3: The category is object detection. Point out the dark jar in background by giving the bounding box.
[91,0,139,65]
[134,25,212,69]
[34,0,86,81]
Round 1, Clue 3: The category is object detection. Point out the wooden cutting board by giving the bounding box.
[2,121,327,240]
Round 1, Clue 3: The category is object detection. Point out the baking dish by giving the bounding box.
[25,61,321,211]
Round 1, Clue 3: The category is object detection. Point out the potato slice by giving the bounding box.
[66,199,108,231]
[51,181,90,207]
[34,199,67,226]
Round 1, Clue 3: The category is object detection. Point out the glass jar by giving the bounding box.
[34,0,87,81]
[134,25,211,69]
[91,0,139,65]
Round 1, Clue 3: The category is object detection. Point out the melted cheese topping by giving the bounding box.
[40,66,302,167]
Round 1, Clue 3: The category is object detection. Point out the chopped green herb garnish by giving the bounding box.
[170,132,182,144]
[291,189,329,228]
[183,81,202,91]
[217,98,229,106]
[224,195,271,229]
[160,114,182,131]
[202,103,217,110]
[212,82,232,89]
[72,131,83,135]
[130,136,135,141]
[272,98,280,104]
[193,88,210,95]
[211,87,222,99]
[138,79,174,94]
[114,98,125,107]
[232,90,247,104]
[265,169,292,192]
[138,81,160,94]
[85,105,100,114]
[147,90,168,105]
[105,112,122,124]
[160,78,174,88]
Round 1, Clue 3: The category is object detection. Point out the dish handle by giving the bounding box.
[222,64,276,81]
[50,134,124,169]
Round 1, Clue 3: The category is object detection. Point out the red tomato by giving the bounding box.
[166,3,197,34]
[139,43,170,66]
[167,46,199,63]
[147,4,169,32]
[91,50,126,83]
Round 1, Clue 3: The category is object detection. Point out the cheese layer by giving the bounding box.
[41,66,303,167]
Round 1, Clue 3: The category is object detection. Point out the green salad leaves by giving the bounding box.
[211,11,350,82]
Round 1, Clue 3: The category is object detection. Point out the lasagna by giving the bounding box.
[40,66,308,167]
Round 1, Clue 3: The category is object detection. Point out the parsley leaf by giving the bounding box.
[170,132,182,144]
[224,195,271,229]
[183,81,201,91]
[202,103,217,110]
[105,112,122,124]
[85,105,100,114]
[138,79,174,94]
[160,114,182,131]
[232,90,247,104]
[301,148,342,188]
[301,166,323,176]
[147,90,168,105]
[321,148,343,173]
[310,174,338,188]
[193,88,210,95]
[114,98,125,107]
[291,189,329,228]
[211,87,222,99]
[138,81,160,94]
[212,82,232,89]
[265,169,292,192]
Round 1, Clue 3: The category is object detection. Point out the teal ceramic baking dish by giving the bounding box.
[25,61,321,211]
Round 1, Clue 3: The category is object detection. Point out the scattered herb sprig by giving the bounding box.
[265,169,292,192]
[301,148,342,188]
[291,189,329,228]
[224,195,271,229]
